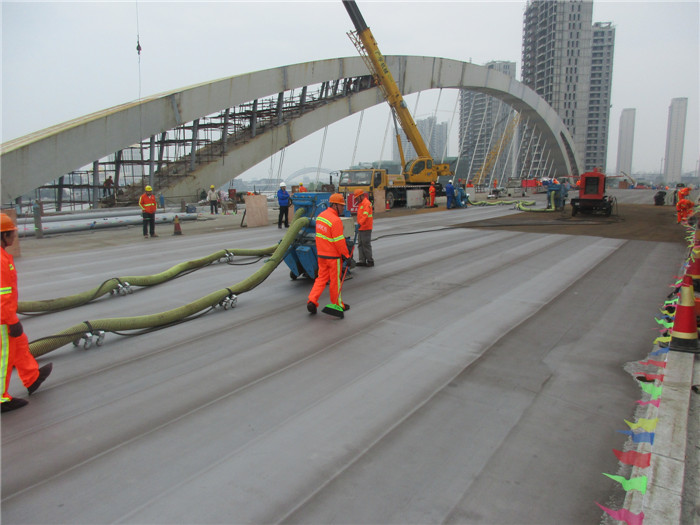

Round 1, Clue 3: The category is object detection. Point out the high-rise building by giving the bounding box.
[588,22,615,170]
[393,116,449,165]
[664,97,688,184]
[457,61,518,183]
[521,0,615,174]
[615,108,635,177]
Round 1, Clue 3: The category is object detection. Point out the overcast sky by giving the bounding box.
[2,0,698,182]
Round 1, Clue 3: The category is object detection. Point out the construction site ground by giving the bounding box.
[5,188,698,524]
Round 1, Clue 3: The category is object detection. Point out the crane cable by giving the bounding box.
[350,110,364,167]
[316,126,328,185]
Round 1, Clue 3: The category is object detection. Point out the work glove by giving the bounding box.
[8,321,23,338]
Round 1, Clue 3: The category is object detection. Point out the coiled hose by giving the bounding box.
[28,210,309,358]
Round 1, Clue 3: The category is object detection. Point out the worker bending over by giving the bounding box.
[307,193,351,319]
[1,213,53,413]
[676,187,695,223]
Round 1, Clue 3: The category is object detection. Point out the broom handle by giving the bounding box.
[338,227,359,293]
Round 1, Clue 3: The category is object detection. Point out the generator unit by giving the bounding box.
[570,170,615,217]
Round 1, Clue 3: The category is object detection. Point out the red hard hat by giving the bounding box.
[353,189,364,197]
[0,213,17,232]
[329,193,345,205]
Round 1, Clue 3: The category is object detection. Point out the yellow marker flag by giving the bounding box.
[624,418,658,431]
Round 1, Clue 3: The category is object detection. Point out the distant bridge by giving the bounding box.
[0,56,581,206]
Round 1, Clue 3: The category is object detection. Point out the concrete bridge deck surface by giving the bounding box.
[2,189,697,524]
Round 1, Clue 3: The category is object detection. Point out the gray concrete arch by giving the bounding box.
[1,56,581,202]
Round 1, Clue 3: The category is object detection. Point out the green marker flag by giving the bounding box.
[603,473,648,493]
[624,418,658,431]
[639,382,663,399]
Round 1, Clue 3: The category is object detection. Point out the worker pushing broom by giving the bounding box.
[307,193,353,320]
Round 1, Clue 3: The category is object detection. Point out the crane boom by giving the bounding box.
[343,0,430,159]
[343,0,452,183]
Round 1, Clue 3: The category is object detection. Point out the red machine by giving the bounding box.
[570,169,615,216]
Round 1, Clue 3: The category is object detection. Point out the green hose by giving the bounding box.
[468,199,535,207]
[18,246,276,314]
[19,209,308,314]
[516,191,557,212]
[28,211,309,357]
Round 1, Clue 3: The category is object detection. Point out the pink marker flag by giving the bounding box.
[613,449,651,468]
[635,399,661,408]
[595,502,644,525]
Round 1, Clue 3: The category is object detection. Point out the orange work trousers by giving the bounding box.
[1,325,39,403]
[308,257,344,309]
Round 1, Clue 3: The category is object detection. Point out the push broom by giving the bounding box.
[322,228,358,319]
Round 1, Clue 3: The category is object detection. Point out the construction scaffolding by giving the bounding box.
[21,75,376,215]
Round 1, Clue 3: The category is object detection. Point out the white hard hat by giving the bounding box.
[280,182,286,187]
[449,180,453,184]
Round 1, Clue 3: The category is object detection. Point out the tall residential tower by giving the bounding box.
[521,0,615,173]
[664,97,688,184]
[457,61,518,184]
[615,108,636,177]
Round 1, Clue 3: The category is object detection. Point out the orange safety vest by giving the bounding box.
[315,207,350,259]
[139,193,157,214]
[429,185,436,197]
[1,248,19,326]
[357,198,373,231]
[676,198,695,221]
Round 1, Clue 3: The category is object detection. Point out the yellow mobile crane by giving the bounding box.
[339,0,453,208]
[473,112,520,187]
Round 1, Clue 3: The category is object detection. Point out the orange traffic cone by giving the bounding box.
[386,199,390,211]
[669,274,698,353]
[173,215,183,235]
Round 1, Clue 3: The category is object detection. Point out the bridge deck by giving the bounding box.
[1,190,692,524]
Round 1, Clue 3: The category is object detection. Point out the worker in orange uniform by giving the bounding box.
[298,183,307,193]
[1,213,53,413]
[676,188,695,223]
[307,193,351,319]
[429,181,436,207]
[354,189,374,267]
[139,185,158,238]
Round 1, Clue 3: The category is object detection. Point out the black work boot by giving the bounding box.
[307,302,317,315]
[2,398,28,413]
[28,363,53,395]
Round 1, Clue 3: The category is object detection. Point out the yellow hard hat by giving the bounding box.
[145,185,153,192]
[210,185,215,189]
[0,213,17,232]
